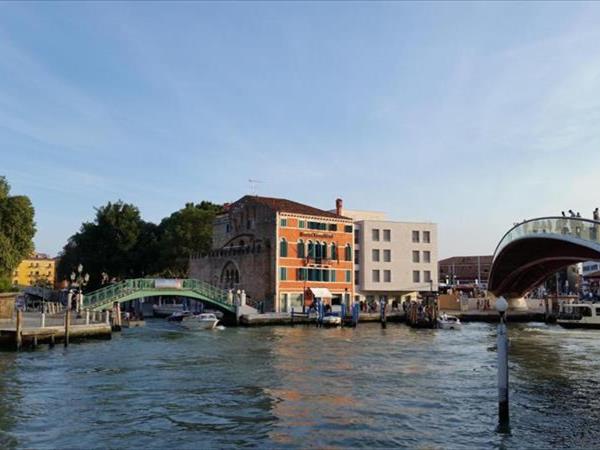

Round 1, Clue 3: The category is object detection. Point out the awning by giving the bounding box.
[310,287,332,298]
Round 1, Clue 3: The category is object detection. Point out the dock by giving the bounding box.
[0,310,114,350]
[239,311,405,327]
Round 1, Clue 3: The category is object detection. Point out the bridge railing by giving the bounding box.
[493,217,600,261]
[83,278,232,310]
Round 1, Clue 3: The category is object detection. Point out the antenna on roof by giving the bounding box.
[248,179,263,196]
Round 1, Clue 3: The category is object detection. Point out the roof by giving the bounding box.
[235,195,351,220]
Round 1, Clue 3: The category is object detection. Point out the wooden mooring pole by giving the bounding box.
[64,308,71,347]
[15,309,23,351]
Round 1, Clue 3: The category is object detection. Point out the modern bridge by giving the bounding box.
[488,216,600,298]
[81,278,237,314]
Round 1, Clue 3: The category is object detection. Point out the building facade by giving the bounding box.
[341,209,438,305]
[438,255,493,287]
[12,253,56,287]
[189,196,354,312]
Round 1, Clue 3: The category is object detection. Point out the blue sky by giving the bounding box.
[1,2,600,258]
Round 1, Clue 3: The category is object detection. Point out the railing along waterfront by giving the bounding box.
[493,217,600,261]
[83,278,234,312]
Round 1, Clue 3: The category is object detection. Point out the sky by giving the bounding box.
[2,2,600,259]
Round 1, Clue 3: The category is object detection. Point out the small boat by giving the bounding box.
[322,313,342,327]
[181,313,220,330]
[167,310,191,322]
[557,303,600,329]
[437,314,462,330]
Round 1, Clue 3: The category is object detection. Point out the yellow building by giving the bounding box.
[12,253,56,287]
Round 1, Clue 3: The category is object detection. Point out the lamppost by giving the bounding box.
[69,264,90,314]
[496,296,510,432]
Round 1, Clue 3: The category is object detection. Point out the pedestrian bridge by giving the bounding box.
[82,278,236,313]
[488,217,600,298]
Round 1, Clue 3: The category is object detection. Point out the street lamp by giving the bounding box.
[69,264,90,313]
[496,296,510,432]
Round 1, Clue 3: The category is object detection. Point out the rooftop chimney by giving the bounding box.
[335,198,343,216]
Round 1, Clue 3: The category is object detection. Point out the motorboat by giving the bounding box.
[181,313,220,330]
[557,303,600,329]
[167,310,191,322]
[437,314,462,330]
[322,313,342,327]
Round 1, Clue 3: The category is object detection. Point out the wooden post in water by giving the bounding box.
[380,299,387,329]
[496,297,510,432]
[15,309,23,351]
[64,308,71,347]
[291,307,294,327]
[85,309,90,325]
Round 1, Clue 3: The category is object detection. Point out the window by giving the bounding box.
[383,249,391,262]
[424,271,431,283]
[423,251,431,263]
[299,220,305,229]
[372,229,380,241]
[372,249,380,262]
[372,270,380,282]
[308,241,315,258]
[383,229,391,241]
[315,241,322,258]
[323,269,330,282]
[226,223,232,233]
[344,244,352,261]
[384,270,391,282]
[354,249,360,264]
[354,229,360,244]
[280,267,287,280]
[280,238,288,257]
[345,270,351,282]
[344,225,353,233]
[331,270,336,282]
[331,242,337,260]
[298,268,307,280]
[321,242,328,259]
[354,270,359,285]
[280,293,288,312]
[412,251,420,263]
[412,230,420,243]
[413,270,420,283]
[329,224,338,231]
[280,218,287,227]
[423,231,431,243]
[297,239,305,258]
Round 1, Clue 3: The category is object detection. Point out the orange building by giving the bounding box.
[189,196,354,312]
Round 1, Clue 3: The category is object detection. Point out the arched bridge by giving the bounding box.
[488,217,600,298]
[82,278,236,313]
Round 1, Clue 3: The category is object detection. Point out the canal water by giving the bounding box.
[0,320,599,449]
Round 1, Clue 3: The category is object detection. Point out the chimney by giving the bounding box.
[335,198,343,216]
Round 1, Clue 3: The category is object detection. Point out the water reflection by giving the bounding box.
[0,321,599,448]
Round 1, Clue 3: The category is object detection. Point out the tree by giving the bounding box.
[57,201,147,290]
[157,202,222,276]
[0,176,36,288]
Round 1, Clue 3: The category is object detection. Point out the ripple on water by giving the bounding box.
[1,321,600,448]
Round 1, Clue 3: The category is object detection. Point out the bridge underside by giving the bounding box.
[488,236,600,298]
[89,289,235,315]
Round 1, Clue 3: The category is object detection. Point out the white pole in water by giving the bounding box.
[496,296,510,431]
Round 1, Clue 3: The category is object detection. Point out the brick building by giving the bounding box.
[438,255,493,286]
[189,195,354,312]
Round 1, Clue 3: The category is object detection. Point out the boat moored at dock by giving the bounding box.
[557,303,600,329]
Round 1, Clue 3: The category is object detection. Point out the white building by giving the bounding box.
[339,207,438,305]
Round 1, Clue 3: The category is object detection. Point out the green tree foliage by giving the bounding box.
[57,200,221,288]
[57,201,148,289]
[0,176,36,288]
[157,202,222,276]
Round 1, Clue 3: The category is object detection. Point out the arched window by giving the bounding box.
[321,242,328,259]
[345,244,352,261]
[315,241,322,258]
[297,239,305,258]
[308,240,315,258]
[280,238,288,257]
[331,243,337,260]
